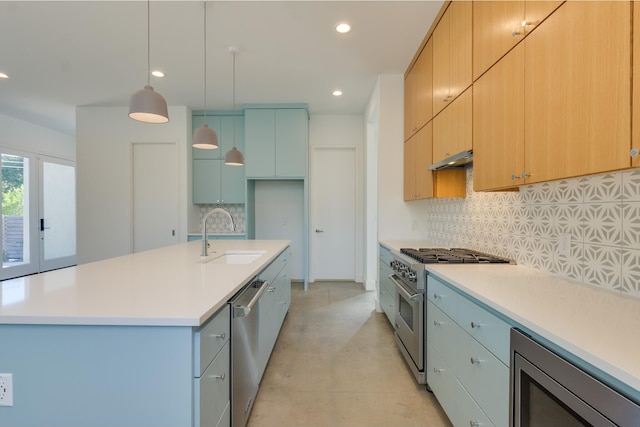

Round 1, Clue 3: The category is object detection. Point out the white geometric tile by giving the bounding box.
[528,237,554,272]
[519,185,536,205]
[582,173,623,203]
[529,181,557,205]
[554,204,584,243]
[621,249,640,296]
[529,205,556,239]
[622,201,640,250]
[621,168,640,201]
[582,203,623,247]
[556,178,583,204]
[553,242,584,282]
[583,244,622,291]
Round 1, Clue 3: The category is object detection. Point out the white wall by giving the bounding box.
[0,113,75,160]
[76,106,194,264]
[375,75,429,242]
[309,114,365,283]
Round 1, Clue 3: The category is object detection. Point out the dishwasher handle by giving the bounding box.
[232,279,270,318]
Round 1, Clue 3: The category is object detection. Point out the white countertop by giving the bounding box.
[380,240,640,396]
[0,240,289,327]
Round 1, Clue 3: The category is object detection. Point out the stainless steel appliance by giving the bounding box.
[510,328,640,427]
[390,247,513,385]
[229,277,269,427]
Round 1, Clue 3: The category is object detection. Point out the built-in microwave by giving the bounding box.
[510,328,640,427]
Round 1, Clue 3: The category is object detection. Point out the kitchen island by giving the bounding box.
[0,239,290,427]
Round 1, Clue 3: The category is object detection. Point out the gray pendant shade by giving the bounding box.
[128,0,169,124]
[224,146,244,166]
[193,123,219,149]
[128,85,169,124]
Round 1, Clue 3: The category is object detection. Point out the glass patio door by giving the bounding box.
[0,149,76,281]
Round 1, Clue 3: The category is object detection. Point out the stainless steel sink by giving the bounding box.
[198,250,267,265]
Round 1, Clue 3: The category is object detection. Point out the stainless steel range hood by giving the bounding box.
[428,149,473,171]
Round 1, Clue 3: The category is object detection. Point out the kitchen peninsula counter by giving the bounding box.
[0,239,289,327]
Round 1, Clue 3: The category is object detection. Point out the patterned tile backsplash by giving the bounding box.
[424,167,640,298]
[199,204,246,233]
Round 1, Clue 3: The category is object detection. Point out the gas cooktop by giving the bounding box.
[400,247,514,264]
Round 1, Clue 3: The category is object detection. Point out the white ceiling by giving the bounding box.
[0,1,443,136]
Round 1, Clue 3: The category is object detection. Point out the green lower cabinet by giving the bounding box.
[194,341,230,427]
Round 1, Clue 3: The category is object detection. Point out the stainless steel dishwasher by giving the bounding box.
[229,277,269,427]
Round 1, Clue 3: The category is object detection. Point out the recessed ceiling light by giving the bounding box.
[336,23,351,34]
[332,90,343,97]
[151,70,165,78]
[0,72,8,79]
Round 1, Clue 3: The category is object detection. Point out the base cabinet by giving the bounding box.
[427,275,512,427]
[378,245,395,325]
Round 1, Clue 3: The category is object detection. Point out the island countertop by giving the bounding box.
[0,239,290,327]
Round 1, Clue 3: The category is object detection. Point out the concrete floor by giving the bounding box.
[247,281,453,427]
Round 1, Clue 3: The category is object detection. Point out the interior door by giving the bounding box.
[39,155,77,272]
[132,142,179,253]
[311,147,356,281]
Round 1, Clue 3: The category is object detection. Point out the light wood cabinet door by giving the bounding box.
[473,1,524,81]
[633,0,640,168]
[404,69,417,141]
[473,44,525,191]
[415,39,433,131]
[404,124,434,201]
[524,1,631,183]
[433,1,472,116]
[433,87,472,163]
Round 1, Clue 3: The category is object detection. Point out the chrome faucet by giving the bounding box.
[201,208,236,256]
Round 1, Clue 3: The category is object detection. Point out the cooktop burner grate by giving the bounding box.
[399,248,514,264]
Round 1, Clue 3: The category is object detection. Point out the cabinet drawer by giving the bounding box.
[426,301,457,365]
[194,305,230,377]
[457,329,509,427]
[426,342,457,423]
[194,340,230,427]
[453,378,496,427]
[261,250,288,285]
[457,295,512,365]
[379,245,393,266]
[427,275,458,320]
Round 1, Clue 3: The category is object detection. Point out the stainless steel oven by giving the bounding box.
[389,255,426,384]
[510,328,640,427]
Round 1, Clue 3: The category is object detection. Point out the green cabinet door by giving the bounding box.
[220,160,245,204]
[193,159,245,204]
[245,109,276,177]
[275,109,308,177]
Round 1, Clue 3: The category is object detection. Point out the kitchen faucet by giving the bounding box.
[201,208,236,256]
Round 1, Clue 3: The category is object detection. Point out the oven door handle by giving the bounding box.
[389,274,424,302]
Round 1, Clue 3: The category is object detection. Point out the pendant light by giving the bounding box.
[192,1,218,149]
[224,47,244,166]
[129,0,169,124]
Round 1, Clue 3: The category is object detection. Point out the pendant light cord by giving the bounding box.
[203,1,208,119]
[232,49,236,148]
[147,0,151,87]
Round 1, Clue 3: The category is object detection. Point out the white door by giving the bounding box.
[39,156,77,272]
[311,147,356,280]
[1,150,76,280]
[132,143,179,253]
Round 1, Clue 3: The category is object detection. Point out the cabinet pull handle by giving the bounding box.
[209,333,226,339]
[209,373,226,380]
[433,368,444,373]
[631,148,639,158]
[433,293,444,300]
[470,357,482,365]
[470,321,482,329]
[470,421,481,427]
[512,30,522,37]
[267,286,276,293]
[433,321,444,326]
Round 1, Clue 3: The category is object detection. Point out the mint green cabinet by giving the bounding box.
[244,108,308,178]
[378,245,395,325]
[192,114,245,204]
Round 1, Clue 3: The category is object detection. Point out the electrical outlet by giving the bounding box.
[0,373,13,407]
[558,233,572,256]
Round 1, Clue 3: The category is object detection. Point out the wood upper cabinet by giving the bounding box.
[473,1,562,81]
[473,44,525,191]
[433,1,472,116]
[404,123,433,200]
[634,1,640,168]
[433,87,472,163]
[405,39,433,141]
[524,1,631,183]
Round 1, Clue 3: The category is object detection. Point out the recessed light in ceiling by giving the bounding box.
[0,72,8,79]
[151,70,165,78]
[332,90,343,96]
[336,23,351,34]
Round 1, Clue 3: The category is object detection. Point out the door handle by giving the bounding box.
[40,219,50,231]
[315,229,324,233]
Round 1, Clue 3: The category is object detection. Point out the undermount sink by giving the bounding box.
[198,250,267,265]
